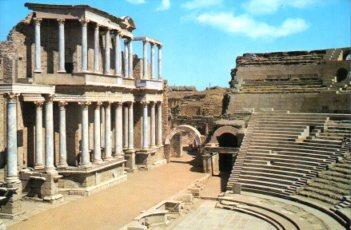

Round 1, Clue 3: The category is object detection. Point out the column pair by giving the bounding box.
[142,42,162,80]
[142,101,158,150]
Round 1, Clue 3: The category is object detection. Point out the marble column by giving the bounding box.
[150,102,156,148]
[157,102,163,146]
[115,32,121,76]
[128,40,133,78]
[81,19,88,72]
[123,104,129,149]
[150,43,154,79]
[101,106,105,148]
[94,24,100,73]
[58,101,68,168]
[158,45,162,79]
[94,102,102,163]
[104,29,111,75]
[80,102,91,167]
[128,102,134,150]
[5,94,19,183]
[58,19,66,73]
[34,18,42,73]
[115,102,123,156]
[104,103,112,160]
[45,95,55,172]
[143,41,148,79]
[124,40,129,78]
[34,101,44,169]
[142,102,149,150]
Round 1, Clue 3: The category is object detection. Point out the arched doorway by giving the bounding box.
[336,68,348,82]
[164,125,202,159]
[217,133,238,147]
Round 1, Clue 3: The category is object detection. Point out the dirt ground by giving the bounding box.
[9,155,208,230]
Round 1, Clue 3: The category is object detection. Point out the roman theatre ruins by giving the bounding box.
[0,3,350,230]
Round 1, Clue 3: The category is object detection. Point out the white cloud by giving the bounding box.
[125,0,146,4]
[244,0,317,15]
[157,0,171,11]
[195,12,309,39]
[182,0,223,10]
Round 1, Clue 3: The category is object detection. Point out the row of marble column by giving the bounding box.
[142,41,162,80]
[141,102,163,150]
[33,18,136,78]
[4,95,164,184]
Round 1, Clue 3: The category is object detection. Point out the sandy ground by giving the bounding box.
[9,155,207,230]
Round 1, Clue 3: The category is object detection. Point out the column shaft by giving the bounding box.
[124,40,129,78]
[59,102,68,167]
[115,103,123,156]
[143,41,147,79]
[115,33,121,76]
[34,19,42,72]
[150,102,156,147]
[150,44,154,79]
[104,103,112,160]
[94,103,102,163]
[128,103,134,150]
[35,101,44,169]
[6,94,19,183]
[157,102,163,146]
[81,103,91,167]
[81,20,88,72]
[94,24,100,73]
[142,103,149,150]
[104,29,111,75]
[58,19,65,73]
[158,46,162,79]
[128,40,133,78]
[45,96,55,171]
[123,105,129,149]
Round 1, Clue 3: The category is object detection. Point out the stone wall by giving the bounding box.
[226,91,351,114]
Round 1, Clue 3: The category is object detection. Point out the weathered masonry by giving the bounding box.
[0,3,167,218]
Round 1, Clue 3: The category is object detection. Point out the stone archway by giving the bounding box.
[208,125,244,147]
[164,125,202,159]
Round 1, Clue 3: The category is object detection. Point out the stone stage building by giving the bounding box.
[0,3,168,218]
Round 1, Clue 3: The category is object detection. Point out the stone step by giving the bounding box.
[239,166,306,178]
[247,144,337,153]
[244,156,323,166]
[245,153,329,163]
[318,174,350,184]
[302,186,344,201]
[238,174,296,185]
[306,181,350,195]
[297,190,340,205]
[238,184,290,197]
[249,140,340,149]
[242,162,314,174]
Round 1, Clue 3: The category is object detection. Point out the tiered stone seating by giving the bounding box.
[227,112,351,200]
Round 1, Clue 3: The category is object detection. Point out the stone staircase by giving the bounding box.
[227,112,351,199]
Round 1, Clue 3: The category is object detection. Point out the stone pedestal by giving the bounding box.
[125,150,136,172]
[41,171,63,203]
[202,154,212,173]
[0,181,23,219]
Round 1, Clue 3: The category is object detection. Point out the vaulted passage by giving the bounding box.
[217,133,238,147]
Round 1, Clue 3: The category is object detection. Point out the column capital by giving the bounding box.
[4,93,19,102]
[34,100,44,106]
[143,40,148,45]
[58,101,68,107]
[57,18,65,24]
[157,44,162,49]
[95,23,100,28]
[124,101,133,106]
[79,19,90,25]
[150,43,155,48]
[114,101,123,106]
[44,94,54,102]
[140,101,149,106]
[78,101,91,106]
[95,101,103,106]
[33,17,42,24]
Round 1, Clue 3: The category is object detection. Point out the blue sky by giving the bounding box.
[0,0,350,89]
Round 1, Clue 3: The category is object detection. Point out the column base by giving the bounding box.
[5,177,21,184]
[0,181,23,219]
[57,70,66,73]
[79,163,92,169]
[34,164,45,170]
[34,69,42,73]
[45,166,57,173]
[93,159,104,164]
[57,163,68,169]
